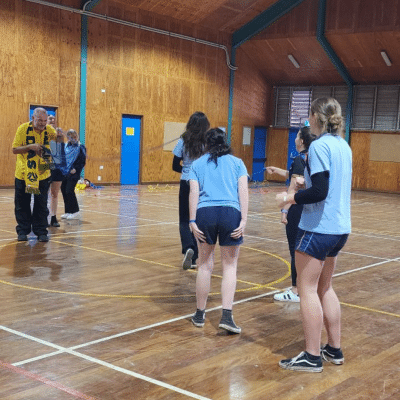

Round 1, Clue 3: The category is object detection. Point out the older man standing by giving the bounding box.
[12,108,57,242]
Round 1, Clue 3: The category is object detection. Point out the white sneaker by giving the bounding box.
[274,289,300,303]
[66,212,81,220]
[61,213,71,219]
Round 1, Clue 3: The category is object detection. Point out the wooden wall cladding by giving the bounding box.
[265,127,288,183]
[0,0,81,186]
[351,131,400,193]
[83,0,273,184]
[229,48,272,176]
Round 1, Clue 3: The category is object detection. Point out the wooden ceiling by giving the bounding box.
[111,0,279,33]
[40,0,400,86]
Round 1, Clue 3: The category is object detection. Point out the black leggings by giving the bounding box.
[61,176,80,214]
[178,180,198,262]
[285,204,303,287]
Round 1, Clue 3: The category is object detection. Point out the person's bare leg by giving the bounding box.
[195,242,215,310]
[220,245,240,309]
[50,181,62,216]
[318,256,341,348]
[296,251,324,356]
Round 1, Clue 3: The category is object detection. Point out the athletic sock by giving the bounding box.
[305,351,322,361]
[325,344,341,353]
[222,309,232,318]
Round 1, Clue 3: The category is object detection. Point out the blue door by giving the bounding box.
[251,126,267,181]
[121,115,141,185]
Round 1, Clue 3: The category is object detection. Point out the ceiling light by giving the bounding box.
[380,51,392,66]
[288,54,300,68]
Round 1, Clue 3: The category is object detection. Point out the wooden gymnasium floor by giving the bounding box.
[0,183,399,400]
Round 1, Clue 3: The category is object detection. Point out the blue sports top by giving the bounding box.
[189,153,248,212]
[172,138,195,181]
[299,133,352,234]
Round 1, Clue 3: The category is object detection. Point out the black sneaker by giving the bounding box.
[191,309,205,327]
[50,216,60,227]
[219,315,241,334]
[17,234,28,242]
[321,344,344,365]
[38,235,49,242]
[279,351,323,373]
[182,248,194,270]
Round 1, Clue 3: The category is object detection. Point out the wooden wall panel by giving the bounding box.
[265,128,288,183]
[0,0,81,186]
[230,48,273,176]
[83,0,248,185]
[351,131,400,193]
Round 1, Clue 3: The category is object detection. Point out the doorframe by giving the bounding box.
[120,113,143,185]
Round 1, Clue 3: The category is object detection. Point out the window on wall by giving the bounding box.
[290,90,311,127]
[274,87,311,127]
[274,84,400,131]
[353,85,400,131]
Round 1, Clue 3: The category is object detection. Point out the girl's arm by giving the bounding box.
[231,175,248,239]
[189,180,206,242]
[265,166,289,179]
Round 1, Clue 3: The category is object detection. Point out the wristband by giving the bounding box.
[281,209,288,214]
[189,220,196,223]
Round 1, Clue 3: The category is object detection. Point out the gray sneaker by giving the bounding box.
[279,351,323,373]
[182,248,194,270]
[219,315,241,334]
[321,344,344,365]
[191,309,205,327]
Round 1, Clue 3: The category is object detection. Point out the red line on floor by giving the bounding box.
[0,360,98,400]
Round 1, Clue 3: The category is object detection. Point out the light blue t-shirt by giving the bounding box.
[189,154,248,212]
[299,133,352,234]
[172,138,194,181]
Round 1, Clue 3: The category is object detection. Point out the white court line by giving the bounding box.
[333,256,400,277]
[350,231,400,241]
[52,221,177,236]
[79,208,175,222]
[2,291,282,399]
[0,325,210,400]
[245,234,391,261]
[11,291,282,367]
[3,255,400,395]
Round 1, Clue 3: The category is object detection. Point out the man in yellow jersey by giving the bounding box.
[12,108,57,242]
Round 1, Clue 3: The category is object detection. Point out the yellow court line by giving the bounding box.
[2,231,399,319]
[0,238,291,298]
[340,302,400,319]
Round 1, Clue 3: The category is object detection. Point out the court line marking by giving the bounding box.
[5,289,283,367]
[0,359,98,400]
[0,242,290,297]
[2,257,400,397]
[333,256,400,277]
[0,326,211,400]
[245,234,392,260]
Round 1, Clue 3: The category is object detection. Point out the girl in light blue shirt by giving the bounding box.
[276,98,352,372]
[189,128,248,334]
[172,112,210,270]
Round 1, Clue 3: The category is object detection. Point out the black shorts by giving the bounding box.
[196,206,243,246]
[51,168,64,182]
